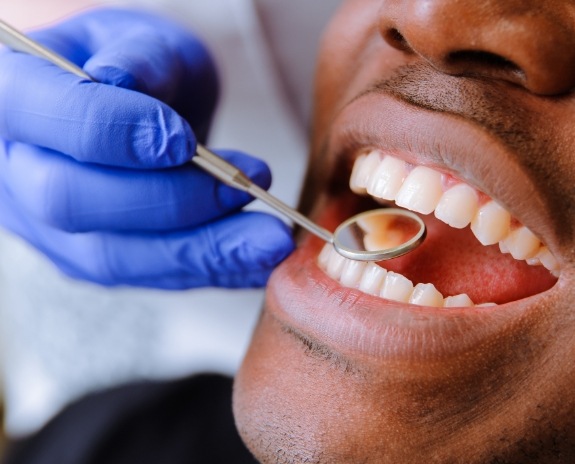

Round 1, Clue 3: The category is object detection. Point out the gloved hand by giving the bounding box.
[0,8,294,289]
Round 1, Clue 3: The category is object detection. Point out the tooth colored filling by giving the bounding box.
[317,150,559,308]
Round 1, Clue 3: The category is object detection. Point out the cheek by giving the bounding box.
[312,1,378,140]
[311,1,411,167]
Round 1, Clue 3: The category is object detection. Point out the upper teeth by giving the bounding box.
[316,149,560,309]
[349,150,559,275]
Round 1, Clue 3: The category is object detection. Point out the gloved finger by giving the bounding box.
[0,53,194,168]
[94,212,294,289]
[84,32,218,142]
[0,181,294,288]
[29,8,218,140]
[2,143,272,232]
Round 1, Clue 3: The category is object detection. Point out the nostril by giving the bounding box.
[448,50,519,72]
[446,50,526,82]
[384,28,413,53]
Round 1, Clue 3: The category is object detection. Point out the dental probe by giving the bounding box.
[0,18,426,262]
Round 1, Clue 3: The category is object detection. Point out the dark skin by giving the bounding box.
[234,0,575,462]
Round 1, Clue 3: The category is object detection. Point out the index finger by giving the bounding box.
[0,52,194,168]
[30,9,219,137]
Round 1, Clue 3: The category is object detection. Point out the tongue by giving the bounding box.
[380,214,557,304]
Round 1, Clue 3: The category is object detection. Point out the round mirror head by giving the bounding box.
[333,208,426,261]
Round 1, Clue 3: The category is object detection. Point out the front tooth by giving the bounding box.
[470,201,511,245]
[380,272,414,303]
[395,166,443,214]
[340,259,367,288]
[409,283,444,307]
[434,184,479,229]
[350,151,381,193]
[500,226,540,260]
[326,251,346,279]
[358,263,387,296]
[444,293,474,308]
[366,155,409,200]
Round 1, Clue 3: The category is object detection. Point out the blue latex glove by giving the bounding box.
[0,8,294,289]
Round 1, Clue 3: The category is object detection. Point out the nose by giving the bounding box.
[379,0,575,95]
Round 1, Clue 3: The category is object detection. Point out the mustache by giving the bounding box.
[361,63,538,154]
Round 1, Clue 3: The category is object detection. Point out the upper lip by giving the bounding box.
[325,91,561,259]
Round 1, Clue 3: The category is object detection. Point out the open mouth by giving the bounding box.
[266,93,563,361]
[317,150,558,308]
[312,96,559,310]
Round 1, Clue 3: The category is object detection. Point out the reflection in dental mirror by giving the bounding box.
[333,208,426,261]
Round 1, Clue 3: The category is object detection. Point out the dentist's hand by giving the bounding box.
[0,8,294,289]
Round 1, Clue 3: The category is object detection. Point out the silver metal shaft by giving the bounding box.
[0,19,92,80]
[0,18,334,245]
[194,145,333,243]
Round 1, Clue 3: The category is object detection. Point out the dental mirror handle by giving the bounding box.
[0,19,92,80]
[0,18,335,245]
[194,145,333,243]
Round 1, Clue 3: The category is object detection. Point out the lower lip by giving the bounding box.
[266,236,552,362]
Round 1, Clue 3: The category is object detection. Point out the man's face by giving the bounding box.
[235,1,575,462]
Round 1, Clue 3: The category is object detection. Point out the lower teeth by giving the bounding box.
[317,244,495,308]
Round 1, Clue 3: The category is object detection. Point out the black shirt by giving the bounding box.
[3,375,258,464]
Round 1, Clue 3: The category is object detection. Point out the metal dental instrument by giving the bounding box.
[0,18,426,261]
[193,145,426,260]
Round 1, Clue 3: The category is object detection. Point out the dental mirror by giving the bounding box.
[333,208,425,261]
[0,18,426,262]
